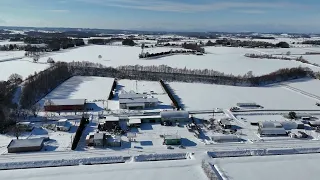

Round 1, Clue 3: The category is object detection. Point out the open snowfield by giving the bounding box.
[27,45,315,76]
[117,79,173,110]
[0,60,49,81]
[169,81,320,110]
[283,78,320,99]
[0,159,207,180]
[39,76,115,110]
[213,153,320,180]
[0,41,26,46]
[0,50,25,61]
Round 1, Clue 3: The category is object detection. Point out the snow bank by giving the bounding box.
[134,153,188,162]
[208,147,320,158]
[201,160,220,180]
[0,156,125,170]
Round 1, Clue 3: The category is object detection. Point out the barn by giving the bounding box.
[160,111,189,122]
[44,99,86,112]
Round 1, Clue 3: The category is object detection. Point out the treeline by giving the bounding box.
[20,63,72,108]
[139,49,196,58]
[182,42,205,53]
[24,37,85,51]
[87,38,136,46]
[0,79,20,133]
[302,40,320,45]
[215,39,290,48]
[244,54,309,63]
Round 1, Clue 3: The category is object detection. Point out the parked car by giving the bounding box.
[167,146,174,149]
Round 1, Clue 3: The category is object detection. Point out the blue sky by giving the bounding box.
[0,0,319,32]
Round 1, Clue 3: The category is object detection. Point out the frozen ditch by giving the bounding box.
[0,156,125,170]
[208,147,320,158]
[134,153,189,162]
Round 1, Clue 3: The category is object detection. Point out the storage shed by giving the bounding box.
[163,135,181,145]
[258,127,287,136]
[7,138,45,153]
[44,99,86,112]
[160,111,189,122]
[280,121,304,130]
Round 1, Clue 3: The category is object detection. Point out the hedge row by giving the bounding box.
[159,80,181,110]
[71,116,89,150]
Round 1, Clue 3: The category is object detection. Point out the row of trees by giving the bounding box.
[215,39,290,48]
[302,40,320,45]
[20,63,72,108]
[139,49,196,58]
[181,42,205,53]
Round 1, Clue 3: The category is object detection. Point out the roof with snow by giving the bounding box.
[44,99,86,106]
[7,138,45,149]
[119,98,158,104]
[259,128,287,135]
[118,93,147,99]
[164,135,181,140]
[128,119,141,124]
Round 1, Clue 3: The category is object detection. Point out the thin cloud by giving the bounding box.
[235,10,266,14]
[77,0,307,12]
[46,9,70,13]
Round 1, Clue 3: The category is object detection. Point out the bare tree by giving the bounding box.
[8,73,23,84]
[98,55,102,59]
[12,124,22,140]
[33,55,40,63]
[31,103,41,117]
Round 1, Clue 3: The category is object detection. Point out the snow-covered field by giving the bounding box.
[39,76,115,110]
[283,78,320,99]
[0,159,206,180]
[117,79,173,110]
[0,60,49,81]
[169,81,320,110]
[213,153,320,180]
[25,45,314,76]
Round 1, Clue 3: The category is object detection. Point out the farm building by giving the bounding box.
[44,99,86,111]
[128,118,142,127]
[160,111,189,122]
[163,135,181,145]
[258,127,287,136]
[280,121,304,130]
[211,134,240,142]
[119,94,147,99]
[119,98,159,110]
[93,133,105,147]
[7,138,45,153]
[258,121,282,129]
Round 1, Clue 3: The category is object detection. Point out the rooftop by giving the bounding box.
[160,111,189,119]
[119,98,158,104]
[164,134,181,140]
[7,138,45,149]
[118,93,147,99]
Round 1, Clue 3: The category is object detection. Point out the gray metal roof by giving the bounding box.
[94,133,105,140]
[259,128,287,135]
[119,93,147,99]
[126,103,145,107]
[7,138,44,149]
[119,98,158,104]
[160,111,189,119]
[44,99,86,106]
[220,119,231,126]
[164,135,181,140]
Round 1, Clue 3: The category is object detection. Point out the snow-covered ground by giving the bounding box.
[282,78,320,99]
[39,76,115,111]
[0,60,49,81]
[169,81,320,110]
[0,50,25,61]
[0,41,26,46]
[24,45,314,76]
[117,79,173,110]
[0,159,207,180]
[213,153,320,180]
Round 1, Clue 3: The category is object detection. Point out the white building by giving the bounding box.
[119,93,158,110]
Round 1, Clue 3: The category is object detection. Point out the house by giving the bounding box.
[280,121,304,130]
[258,121,282,128]
[44,99,86,112]
[258,127,287,136]
[160,111,189,122]
[106,135,121,147]
[163,135,181,145]
[93,133,105,146]
[7,138,45,153]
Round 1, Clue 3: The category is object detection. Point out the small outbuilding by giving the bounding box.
[93,133,105,147]
[160,111,189,122]
[7,138,45,153]
[163,135,181,145]
[219,119,232,129]
[128,118,141,127]
[280,121,304,130]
